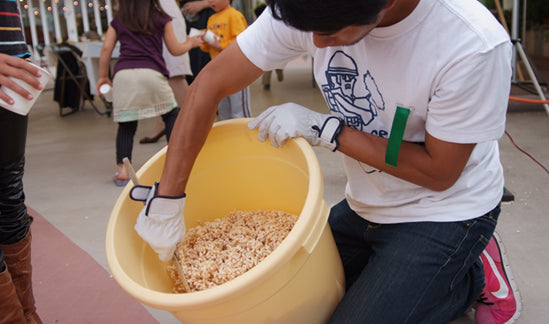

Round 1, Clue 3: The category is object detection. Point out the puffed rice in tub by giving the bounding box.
[168,209,298,293]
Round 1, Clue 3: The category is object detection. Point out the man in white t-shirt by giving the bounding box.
[130,0,520,322]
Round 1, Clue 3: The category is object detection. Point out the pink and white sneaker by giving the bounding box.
[475,232,521,324]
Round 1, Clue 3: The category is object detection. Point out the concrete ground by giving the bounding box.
[21,54,549,323]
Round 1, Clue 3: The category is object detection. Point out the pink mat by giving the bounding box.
[28,207,159,323]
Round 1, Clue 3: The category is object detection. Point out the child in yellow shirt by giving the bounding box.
[201,0,247,59]
[201,0,250,120]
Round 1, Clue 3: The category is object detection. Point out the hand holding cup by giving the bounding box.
[203,30,218,45]
[187,35,204,48]
[189,28,204,37]
[0,56,53,115]
[99,83,113,102]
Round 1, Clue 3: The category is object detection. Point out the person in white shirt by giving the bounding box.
[130,0,520,322]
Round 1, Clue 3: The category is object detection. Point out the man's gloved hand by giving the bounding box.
[247,103,344,151]
[130,182,186,262]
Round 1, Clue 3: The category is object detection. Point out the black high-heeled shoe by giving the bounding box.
[139,129,166,144]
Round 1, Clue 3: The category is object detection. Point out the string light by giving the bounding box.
[20,0,114,42]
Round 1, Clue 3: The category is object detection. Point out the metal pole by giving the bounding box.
[511,0,519,40]
[511,0,519,83]
[510,0,549,116]
[514,42,549,115]
[522,0,527,47]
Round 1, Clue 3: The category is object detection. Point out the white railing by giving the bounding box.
[18,0,114,54]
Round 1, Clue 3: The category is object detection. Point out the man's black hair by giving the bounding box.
[266,0,390,33]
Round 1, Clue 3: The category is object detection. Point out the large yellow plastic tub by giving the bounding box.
[105,118,345,324]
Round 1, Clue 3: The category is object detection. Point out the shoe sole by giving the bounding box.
[493,231,522,324]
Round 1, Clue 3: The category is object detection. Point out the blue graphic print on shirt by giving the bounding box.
[321,50,388,174]
[321,50,385,132]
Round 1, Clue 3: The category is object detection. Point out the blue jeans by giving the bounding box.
[328,199,499,324]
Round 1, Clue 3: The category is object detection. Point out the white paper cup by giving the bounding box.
[0,63,53,116]
[189,28,204,37]
[99,83,113,102]
[203,30,218,44]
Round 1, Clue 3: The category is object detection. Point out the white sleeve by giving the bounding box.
[237,7,312,72]
[426,41,512,143]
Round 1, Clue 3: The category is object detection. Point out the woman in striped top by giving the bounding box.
[1,0,44,322]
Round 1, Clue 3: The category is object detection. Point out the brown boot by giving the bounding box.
[0,267,26,324]
[1,231,42,324]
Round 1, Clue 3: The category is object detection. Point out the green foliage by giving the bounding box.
[479,0,496,8]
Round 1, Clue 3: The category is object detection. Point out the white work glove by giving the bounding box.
[247,103,344,151]
[130,182,186,262]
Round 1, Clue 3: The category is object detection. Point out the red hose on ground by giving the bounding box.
[509,96,549,104]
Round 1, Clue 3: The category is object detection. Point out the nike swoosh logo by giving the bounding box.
[483,250,510,299]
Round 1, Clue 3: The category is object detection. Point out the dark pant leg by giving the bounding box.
[161,108,180,142]
[0,108,32,269]
[328,199,498,324]
[115,120,138,164]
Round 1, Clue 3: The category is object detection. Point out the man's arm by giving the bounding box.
[157,42,264,196]
[337,126,475,191]
[247,102,475,192]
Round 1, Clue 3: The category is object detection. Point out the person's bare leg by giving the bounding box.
[168,75,189,107]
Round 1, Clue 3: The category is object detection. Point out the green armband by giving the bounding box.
[385,106,410,167]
